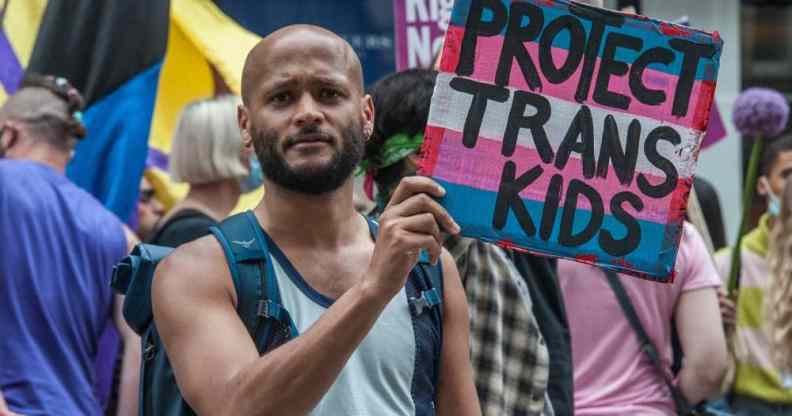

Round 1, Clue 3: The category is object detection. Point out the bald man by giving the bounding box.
[153,25,480,415]
[0,75,140,416]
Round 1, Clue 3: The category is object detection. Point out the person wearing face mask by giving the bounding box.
[713,134,792,415]
[148,95,263,248]
[765,179,792,391]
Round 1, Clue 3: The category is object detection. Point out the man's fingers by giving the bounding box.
[398,213,442,245]
[389,193,460,235]
[387,176,446,208]
[410,234,442,265]
[395,231,443,266]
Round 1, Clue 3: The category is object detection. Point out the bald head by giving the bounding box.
[241,25,364,106]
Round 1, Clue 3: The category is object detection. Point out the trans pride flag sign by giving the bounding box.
[419,0,723,281]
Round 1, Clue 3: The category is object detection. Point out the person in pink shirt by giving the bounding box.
[558,222,728,415]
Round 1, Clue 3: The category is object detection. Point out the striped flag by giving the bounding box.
[16,1,170,224]
[420,0,723,281]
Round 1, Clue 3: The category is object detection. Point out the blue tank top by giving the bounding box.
[0,160,128,415]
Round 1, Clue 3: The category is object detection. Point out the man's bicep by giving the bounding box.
[152,249,259,414]
[437,250,481,416]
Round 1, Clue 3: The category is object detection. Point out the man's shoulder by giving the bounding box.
[0,160,124,239]
[154,234,234,305]
[0,160,54,191]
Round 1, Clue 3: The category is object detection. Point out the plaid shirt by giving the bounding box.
[446,236,551,415]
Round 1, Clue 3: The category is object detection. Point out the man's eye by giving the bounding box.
[270,92,291,104]
[320,89,341,100]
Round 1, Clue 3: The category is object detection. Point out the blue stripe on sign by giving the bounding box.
[449,0,721,80]
[435,179,681,280]
[66,62,162,224]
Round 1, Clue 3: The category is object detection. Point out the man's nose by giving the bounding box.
[293,93,324,127]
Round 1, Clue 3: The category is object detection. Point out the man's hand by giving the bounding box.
[366,177,460,299]
[718,289,736,327]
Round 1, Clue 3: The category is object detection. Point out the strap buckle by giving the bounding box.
[409,288,442,316]
[257,299,283,320]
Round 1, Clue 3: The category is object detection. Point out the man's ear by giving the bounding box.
[238,104,253,148]
[361,95,375,140]
[758,175,770,196]
[0,121,20,152]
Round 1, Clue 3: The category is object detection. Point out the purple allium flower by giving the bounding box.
[732,87,789,138]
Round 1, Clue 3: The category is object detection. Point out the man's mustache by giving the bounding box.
[283,127,335,148]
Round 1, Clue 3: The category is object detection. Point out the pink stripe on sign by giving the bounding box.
[442,26,712,131]
[429,128,681,223]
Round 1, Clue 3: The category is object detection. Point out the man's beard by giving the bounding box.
[252,122,364,195]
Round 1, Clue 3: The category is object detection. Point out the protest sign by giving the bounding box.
[393,0,454,69]
[419,0,723,281]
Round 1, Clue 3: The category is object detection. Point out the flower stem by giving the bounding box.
[728,136,765,295]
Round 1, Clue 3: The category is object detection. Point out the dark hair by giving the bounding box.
[761,133,792,176]
[692,176,727,250]
[365,68,438,194]
[20,73,86,139]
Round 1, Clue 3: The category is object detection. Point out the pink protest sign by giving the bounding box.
[419,0,723,281]
[393,0,453,70]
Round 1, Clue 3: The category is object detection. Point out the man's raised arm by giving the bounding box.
[153,177,461,416]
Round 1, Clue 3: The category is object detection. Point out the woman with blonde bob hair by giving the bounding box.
[766,179,792,387]
[148,94,262,247]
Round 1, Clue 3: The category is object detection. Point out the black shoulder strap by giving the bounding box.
[603,269,691,415]
[147,208,211,244]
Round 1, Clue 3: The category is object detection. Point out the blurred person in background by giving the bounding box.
[766,179,792,390]
[136,173,165,241]
[0,74,139,416]
[714,134,792,415]
[557,222,727,415]
[363,68,554,416]
[147,95,262,248]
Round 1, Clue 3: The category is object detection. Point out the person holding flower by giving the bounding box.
[713,87,792,415]
[766,179,792,392]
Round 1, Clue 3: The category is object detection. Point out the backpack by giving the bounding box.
[112,211,444,416]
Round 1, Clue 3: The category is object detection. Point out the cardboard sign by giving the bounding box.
[393,0,454,70]
[419,0,723,281]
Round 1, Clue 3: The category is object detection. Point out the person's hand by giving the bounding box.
[365,177,460,299]
[718,289,736,327]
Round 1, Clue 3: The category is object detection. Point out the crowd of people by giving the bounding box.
[1,17,792,416]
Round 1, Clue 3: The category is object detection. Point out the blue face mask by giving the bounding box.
[239,155,264,193]
[768,188,782,217]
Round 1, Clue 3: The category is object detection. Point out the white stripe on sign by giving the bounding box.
[428,72,702,179]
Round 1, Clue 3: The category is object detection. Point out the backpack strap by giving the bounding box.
[411,252,444,322]
[365,218,444,319]
[603,269,691,415]
[111,243,175,336]
[209,211,297,351]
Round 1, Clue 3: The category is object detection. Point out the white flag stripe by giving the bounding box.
[428,72,701,179]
